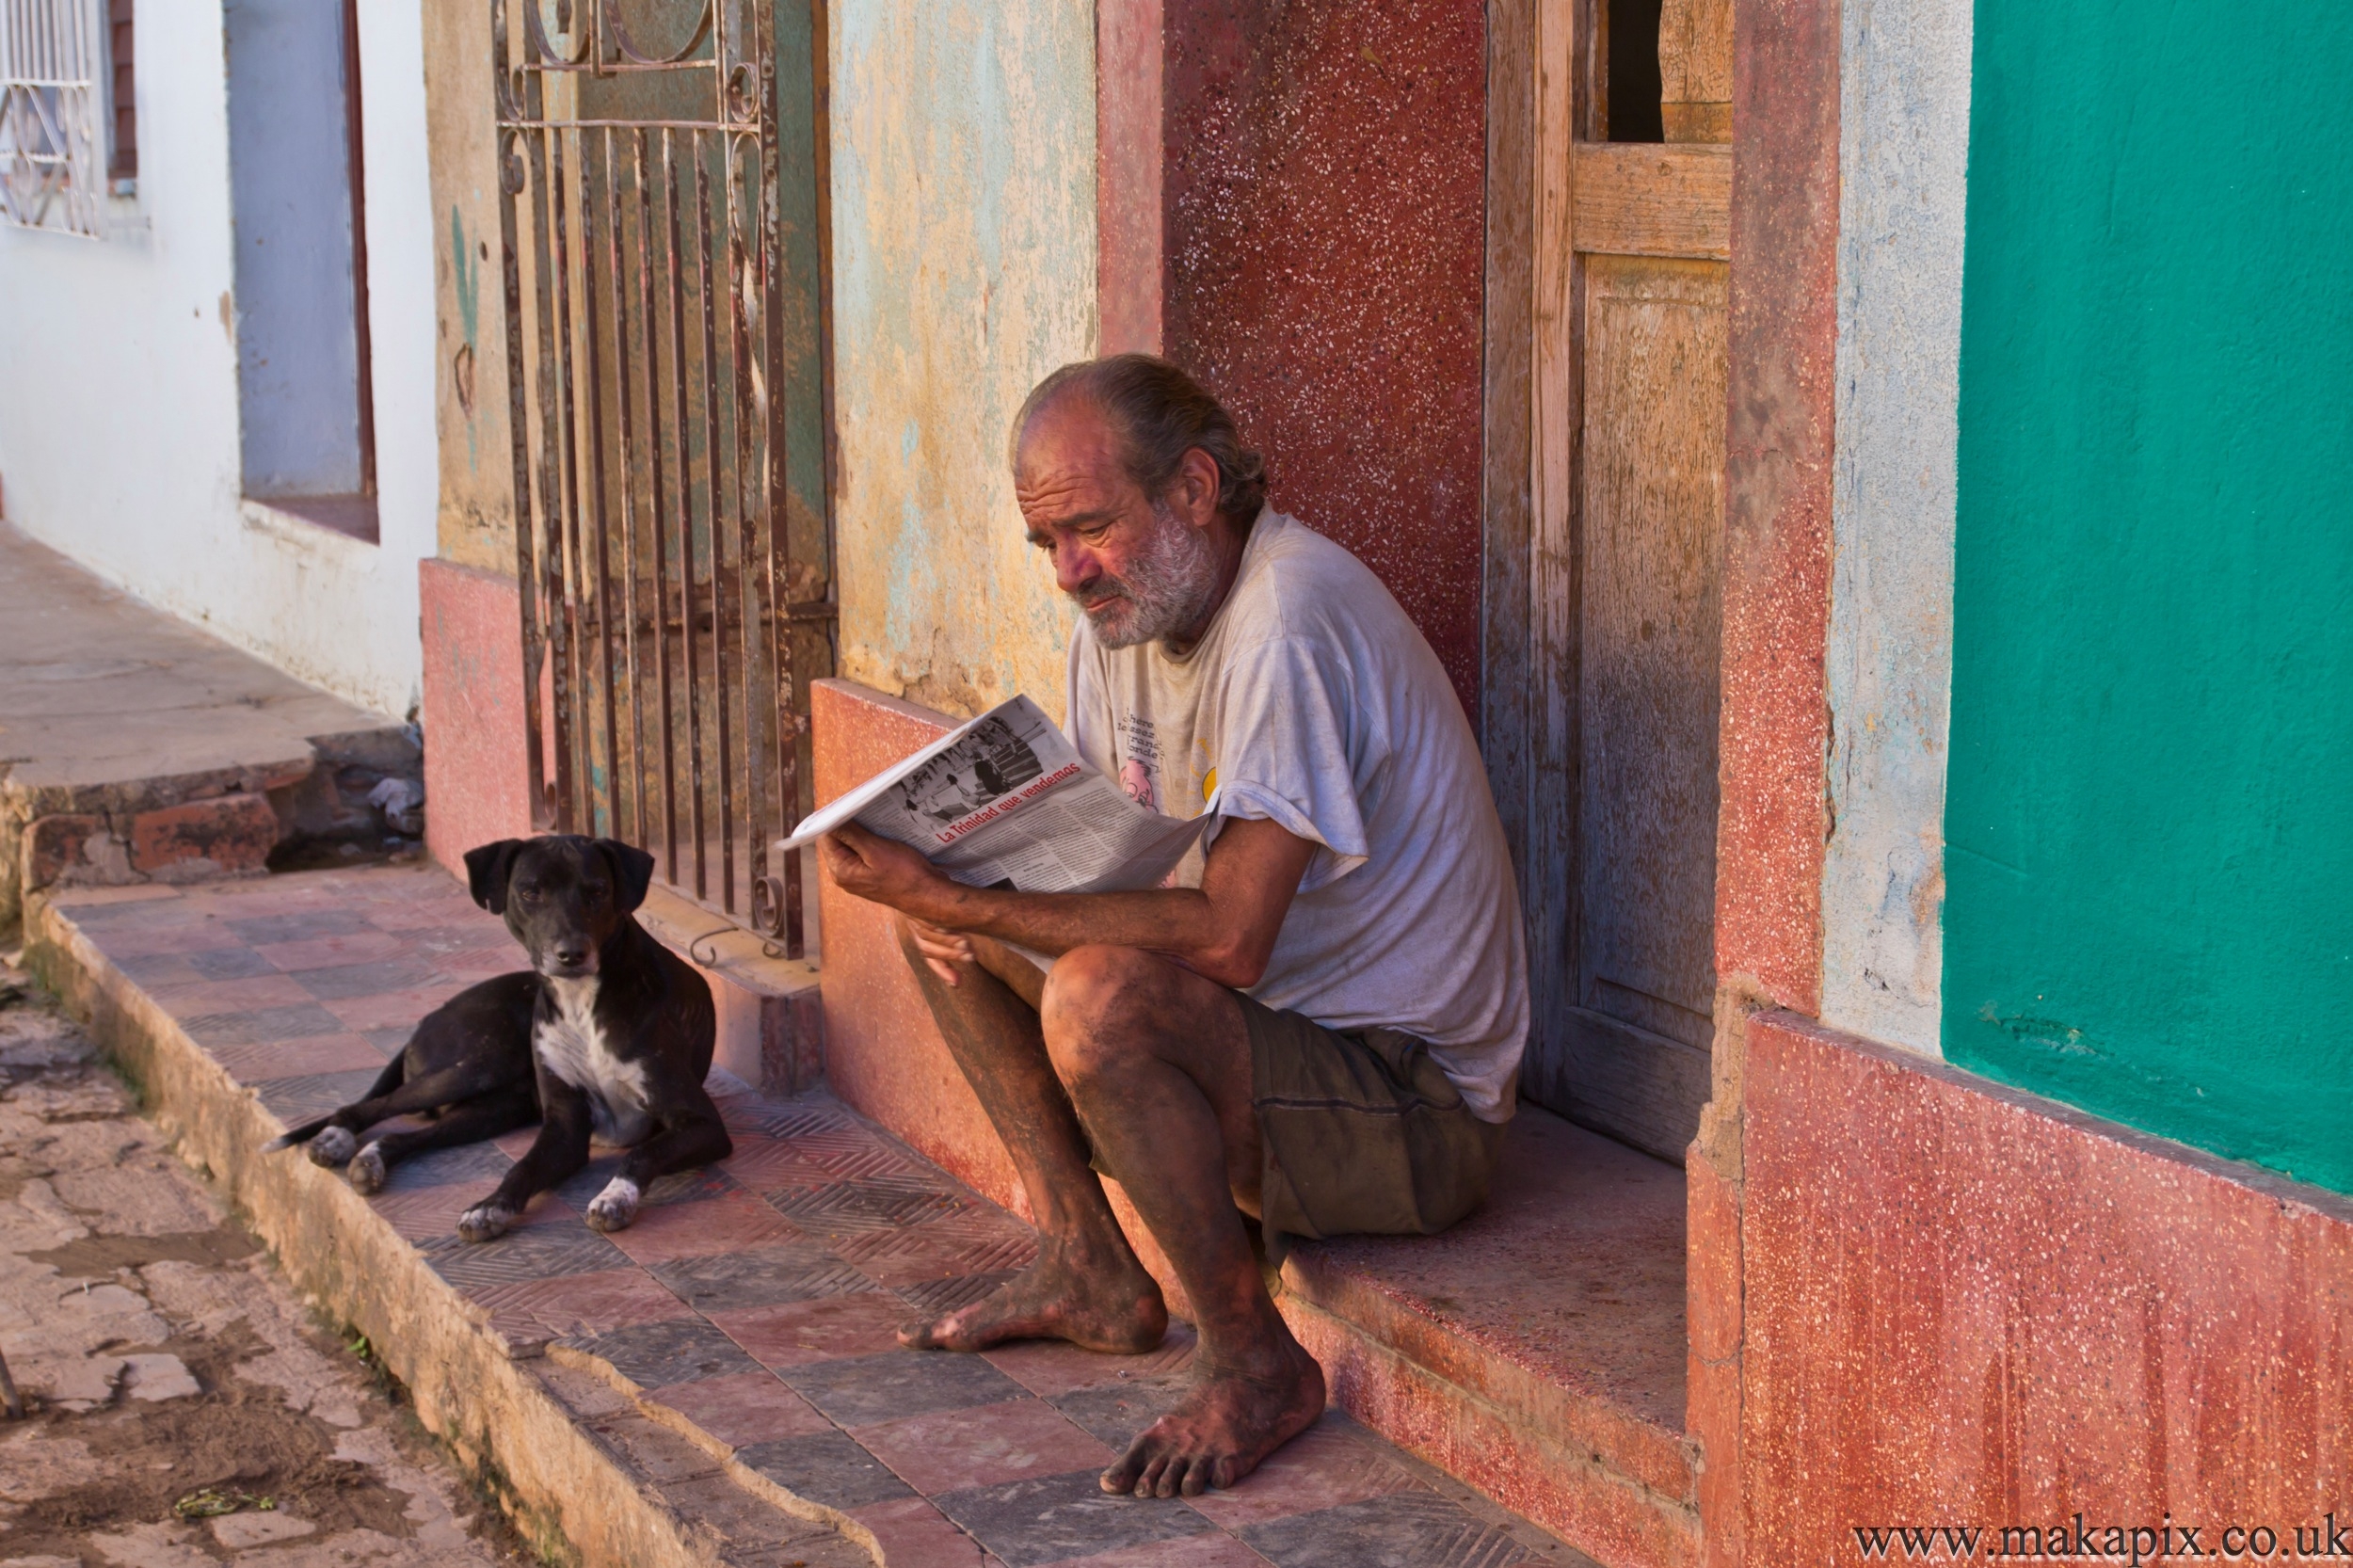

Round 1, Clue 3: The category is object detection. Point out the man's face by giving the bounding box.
[1015,398,1221,649]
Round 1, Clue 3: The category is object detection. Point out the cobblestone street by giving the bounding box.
[0,961,526,1568]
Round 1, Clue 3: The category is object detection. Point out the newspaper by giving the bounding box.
[777,696,1210,894]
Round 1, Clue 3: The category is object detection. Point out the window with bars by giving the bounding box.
[1,0,107,235]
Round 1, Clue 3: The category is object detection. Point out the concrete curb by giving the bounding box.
[25,891,873,1568]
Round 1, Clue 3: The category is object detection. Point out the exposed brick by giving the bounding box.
[24,813,103,888]
[127,792,279,877]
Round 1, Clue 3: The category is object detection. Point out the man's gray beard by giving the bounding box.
[1078,506,1224,650]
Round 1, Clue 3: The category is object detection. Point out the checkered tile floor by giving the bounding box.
[53,867,1588,1568]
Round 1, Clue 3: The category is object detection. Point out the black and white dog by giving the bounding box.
[454,836,732,1242]
[263,972,541,1193]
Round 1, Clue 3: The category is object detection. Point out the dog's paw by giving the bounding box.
[456,1202,516,1243]
[584,1177,641,1233]
[305,1127,359,1168]
[347,1143,388,1194]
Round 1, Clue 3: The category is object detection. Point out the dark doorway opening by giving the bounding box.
[1606,0,1665,142]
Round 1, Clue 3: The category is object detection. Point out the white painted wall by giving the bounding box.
[0,0,438,721]
[1820,0,1974,1056]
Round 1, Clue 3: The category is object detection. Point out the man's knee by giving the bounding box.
[1040,944,1160,1084]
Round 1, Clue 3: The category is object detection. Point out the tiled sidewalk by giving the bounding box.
[47,866,1589,1568]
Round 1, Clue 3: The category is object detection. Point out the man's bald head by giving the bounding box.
[1009,354,1265,525]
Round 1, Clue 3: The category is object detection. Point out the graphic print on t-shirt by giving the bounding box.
[1115,713,1160,810]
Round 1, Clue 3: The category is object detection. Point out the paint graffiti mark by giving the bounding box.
[1980,1005,2100,1057]
[451,207,481,463]
[452,206,481,350]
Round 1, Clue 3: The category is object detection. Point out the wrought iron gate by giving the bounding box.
[494,0,827,954]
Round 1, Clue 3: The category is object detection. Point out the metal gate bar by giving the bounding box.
[493,0,824,954]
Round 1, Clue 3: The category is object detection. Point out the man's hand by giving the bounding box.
[818,822,952,916]
[904,918,978,986]
[818,813,1315,990]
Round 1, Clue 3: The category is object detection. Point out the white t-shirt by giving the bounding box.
[1065,510,1529,1121]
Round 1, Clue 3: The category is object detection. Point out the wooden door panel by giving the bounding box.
[1519,0,1733,1164]
[1560,254,1725,1159]
[1571,144,1731,260]
[1657,0,1734,142]
[1551,1004,1715,1154]
[1579,256,1725,1024]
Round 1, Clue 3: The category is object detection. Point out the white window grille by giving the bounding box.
[1,0,103,236]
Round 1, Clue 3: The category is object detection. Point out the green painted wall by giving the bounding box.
[1945,4,2353,1192]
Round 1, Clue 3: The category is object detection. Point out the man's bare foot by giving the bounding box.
[1101,1338,1325,1498]
[899,1245,1166,1353]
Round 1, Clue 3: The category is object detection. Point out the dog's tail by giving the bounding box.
[262,1114,336,1153]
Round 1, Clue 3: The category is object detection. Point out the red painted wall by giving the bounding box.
[1742,1013,2353,1561]
[418,560,535,877]
[1160,2,1489,717]
[809,678,1197,1320]
[808,680,1016,1211]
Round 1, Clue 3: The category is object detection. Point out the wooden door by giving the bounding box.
[1522,0,1732,1162]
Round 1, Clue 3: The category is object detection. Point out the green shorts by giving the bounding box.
[1239,994,1506,1242]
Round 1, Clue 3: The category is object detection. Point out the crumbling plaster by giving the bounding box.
[1819,0,1971,1057]
[423,0,516,575]
[827,0,1096,724]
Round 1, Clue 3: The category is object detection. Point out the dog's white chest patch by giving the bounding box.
[536,978,653,1145]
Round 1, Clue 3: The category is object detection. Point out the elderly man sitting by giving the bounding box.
[821,355,1528,1499]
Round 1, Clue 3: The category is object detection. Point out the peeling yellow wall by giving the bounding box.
[828,2,1096,722]
[423,0,517,574]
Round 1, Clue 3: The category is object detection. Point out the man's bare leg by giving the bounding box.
[893,921,1165,1354]
[1040,944,1325,1498]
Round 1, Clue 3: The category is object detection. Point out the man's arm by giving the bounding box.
[819,816,1316,991]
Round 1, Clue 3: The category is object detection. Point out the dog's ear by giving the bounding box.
[463,840,528,914]
[596,840,657,914]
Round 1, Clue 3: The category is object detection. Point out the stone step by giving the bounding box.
[28,865,1592,1568]
[807,677,1698,1568]
[0,520,422,935]
[28,875,872,1568]
[1277,1112,1700,1568]
[635,880,825,1100]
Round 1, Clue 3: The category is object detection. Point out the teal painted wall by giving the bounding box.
[1945,4,2353,1192]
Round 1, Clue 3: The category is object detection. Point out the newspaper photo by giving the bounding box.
[778,696,1211,894]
